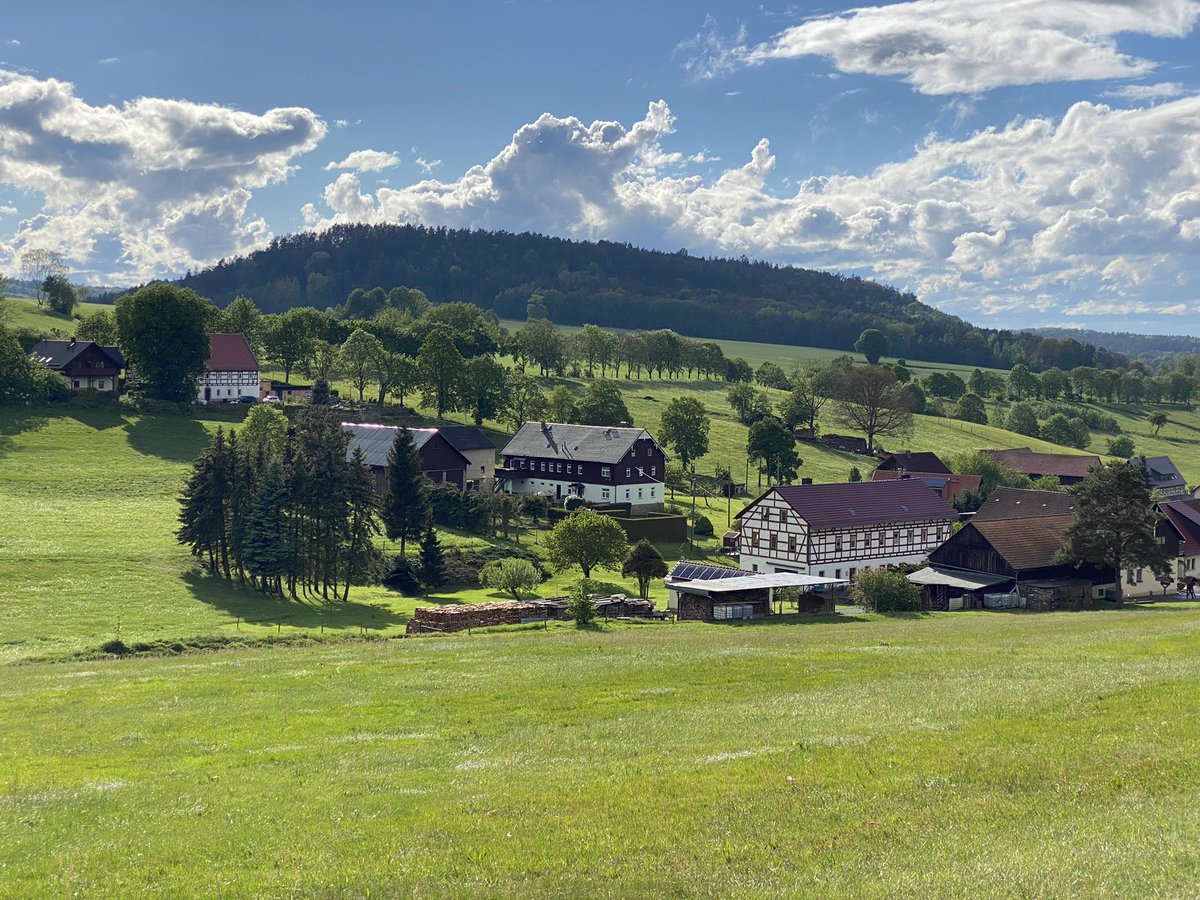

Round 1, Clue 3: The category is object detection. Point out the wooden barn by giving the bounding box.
[342,423,470,493]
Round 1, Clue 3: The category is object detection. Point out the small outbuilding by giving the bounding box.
[664,561,845,621]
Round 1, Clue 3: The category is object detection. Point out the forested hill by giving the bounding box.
[173,224,1118,370]
[1032,327,1200,368]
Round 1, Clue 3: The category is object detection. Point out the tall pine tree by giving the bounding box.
[242,460,290,595]
[342,446,384,600]
[418,526,445,595]
[382,427,428,555]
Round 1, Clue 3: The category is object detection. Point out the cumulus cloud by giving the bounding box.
[0,68,325,281]
[324,149,401,173]
[303,97,1200,327]
[717,0,1200,95]
[1103,81,1191,102]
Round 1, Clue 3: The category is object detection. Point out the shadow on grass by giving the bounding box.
[62,403,126,431]
[126,415,210,461]
[183,571,408,631]
[0,408,49,459]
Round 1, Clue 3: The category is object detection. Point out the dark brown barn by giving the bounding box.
[342,423,470,493]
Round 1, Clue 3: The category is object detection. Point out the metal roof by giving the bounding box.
[1142,455,1187,492]
[342,423,439,468]
[671,571,847,595]
[500,422,659,465]
[907,567,1009,590]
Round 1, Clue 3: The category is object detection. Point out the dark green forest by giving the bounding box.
[162,224,1124,372]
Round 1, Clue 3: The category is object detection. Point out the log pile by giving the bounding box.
[406,594,658,635]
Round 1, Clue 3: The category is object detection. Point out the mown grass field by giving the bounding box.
[1,296,113,335]
[3,608,1200,896]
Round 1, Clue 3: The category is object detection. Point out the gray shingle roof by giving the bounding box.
[439,425,496,453]
[1142,455,1187,492]
[500,422,657,465]
[972,487,1076,522]
[29,339,124,370]
[342,423,438,468]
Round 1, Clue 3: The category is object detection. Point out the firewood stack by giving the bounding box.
[406,595,657,634]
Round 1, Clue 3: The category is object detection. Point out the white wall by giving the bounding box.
[198,370,259,404]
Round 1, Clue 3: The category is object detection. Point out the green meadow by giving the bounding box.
[6,300,1200,894]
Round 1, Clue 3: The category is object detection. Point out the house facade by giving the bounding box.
[736,479,956,581]
[500,422,667,514]
[342,423,470,494]
[29,339,124,393]
[1142,456,1188,498]
[199,333,259,404]
[440,426,498,491]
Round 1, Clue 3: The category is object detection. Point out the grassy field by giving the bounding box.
[3,607,1200,896]
[1,296,113,335]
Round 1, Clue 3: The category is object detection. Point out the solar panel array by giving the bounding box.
[669,561,748,582]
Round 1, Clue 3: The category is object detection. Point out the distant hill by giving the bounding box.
[1032,327,1200,367]
[168,224,1121,371]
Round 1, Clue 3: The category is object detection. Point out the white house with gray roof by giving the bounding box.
[499,422,667,513]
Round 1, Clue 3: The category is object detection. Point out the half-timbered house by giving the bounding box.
[499,422,667,514]
[199,333,260,404]
[735,479,955,581]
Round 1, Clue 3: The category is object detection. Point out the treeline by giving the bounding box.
[136,223,1129,372]
[177,408,384,600]
[1033,326,1200,369]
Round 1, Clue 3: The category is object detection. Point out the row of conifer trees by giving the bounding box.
[177,408,430,600]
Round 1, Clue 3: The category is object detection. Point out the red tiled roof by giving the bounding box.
[744,479,954,528]
[1160,498,1200,557]
[206,333,259,372]
[982,449,1099,480]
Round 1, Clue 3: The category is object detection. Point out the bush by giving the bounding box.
[440,550,480,587]
[852,568,922,612]
[383,557,421,594]
[692,514,714,537]
[428,482,488,532]
[564,495,587,511]
[479,558,542,598]
[1106,435,1135,458]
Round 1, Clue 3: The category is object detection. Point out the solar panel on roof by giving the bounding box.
[669,561,746,581]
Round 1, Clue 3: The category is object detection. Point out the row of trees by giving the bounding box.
[177,408,386,600]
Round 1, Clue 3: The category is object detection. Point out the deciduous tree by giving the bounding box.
[854,328,889,365]
[659,397,710,469]
[833,366,915,453]
[622,539,667,600]
[544,508,629,578]
[115,283,212,402]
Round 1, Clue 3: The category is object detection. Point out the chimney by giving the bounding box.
[801,477,813,485]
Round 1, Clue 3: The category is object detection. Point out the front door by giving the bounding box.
[555,484,562,499]
[204,386,211,402]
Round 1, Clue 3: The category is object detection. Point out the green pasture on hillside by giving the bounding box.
[3,608,1200,896]
[1,297,113,336]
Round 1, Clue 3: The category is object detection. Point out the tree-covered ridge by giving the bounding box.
[163,224,1121,372]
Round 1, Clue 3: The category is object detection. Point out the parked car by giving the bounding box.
[234,396,257,404]
[261,394,280,403]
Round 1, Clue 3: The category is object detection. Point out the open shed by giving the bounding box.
[906,566,1010,611]
[665,562,846,621]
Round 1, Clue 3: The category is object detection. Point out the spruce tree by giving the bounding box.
[242,461,290,595]
[382,427,428,555]
[177,439,223,572]
[418,527,445,595]
[342,447,384,600]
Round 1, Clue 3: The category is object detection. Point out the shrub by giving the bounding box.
[564,495,587,511]
[692,514,714,537]
[383,557,421,595]
[852,568,921,612]
[1005,402,1040,438]
[479,558,542,599]
[1106,435,1135,458]
[440,550,480,587]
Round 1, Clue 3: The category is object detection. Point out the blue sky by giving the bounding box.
[2,1,1200,335]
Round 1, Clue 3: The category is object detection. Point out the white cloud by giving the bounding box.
[98,57,118,65]
[0,203,16,215]
[676,16,748,81]
[324,149,401,173]
[303,97,1200,326]
[4,40,19,48]
[0,68,325,281]
[1103,81,1191,102]
[723,0,1200,95]
[414,156,441,174]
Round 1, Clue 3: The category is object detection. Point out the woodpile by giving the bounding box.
[406,594,657,635]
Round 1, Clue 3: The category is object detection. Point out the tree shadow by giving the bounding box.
[125,415,210,461]
[183,570,408,631]
[739,612,869,627]
[0,408,49,460]
[61,403,127,431]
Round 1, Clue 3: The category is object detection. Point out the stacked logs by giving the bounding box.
[406,595,657,635]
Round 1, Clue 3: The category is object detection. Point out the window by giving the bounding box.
[834,537,843,553]
[787,535,796,553]
[1127,568,1137,585]
[566,464,572,474]
[769,534,778,552]
[626,467,631,477]
[73,381,80,389]
[849,567,856,579]
[638,488,644,499]
[906,529,914,544]
[650,466,655,476]
[851,535,858,551]
[650,487,655,497]
[751,531,760,549]
[540,462,546,472]
[557,463,563,473]
[778,509,787,524]
[625,489,630,499]
[835,569,842,579]
[578,465,584,476]
[601,467,611,478]
[602,488,610,499]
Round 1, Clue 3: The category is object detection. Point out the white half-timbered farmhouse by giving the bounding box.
[198,333,260,404]
[736,479,956,581]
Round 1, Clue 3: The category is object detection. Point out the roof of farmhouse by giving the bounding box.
[341,423,439,468]
[501,422,658,465]
[206,333,259,372]
[738,479,954,528]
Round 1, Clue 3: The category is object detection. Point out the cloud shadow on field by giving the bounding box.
[125,415,210,461]
[184,571,408,632]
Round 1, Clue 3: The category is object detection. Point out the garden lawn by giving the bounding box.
[2,607,1200,896]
